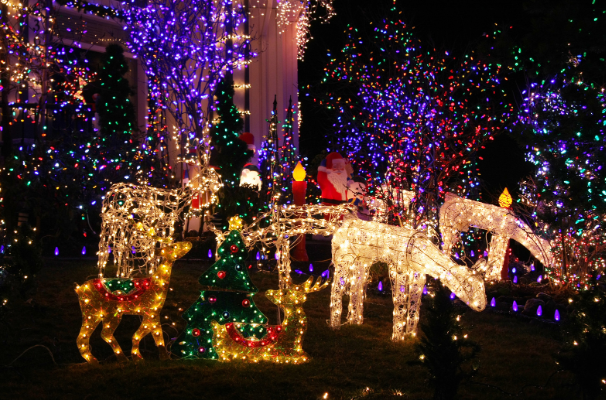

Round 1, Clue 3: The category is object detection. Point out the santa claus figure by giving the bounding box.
[317,152,352,205]
[239,164,262,190]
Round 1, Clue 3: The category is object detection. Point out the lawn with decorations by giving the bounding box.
[0,247,580,400]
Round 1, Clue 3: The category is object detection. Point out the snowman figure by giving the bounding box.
[346,176,371,220]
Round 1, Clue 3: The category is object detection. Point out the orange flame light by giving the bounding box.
[498,188,512,208]
[293,161,306,182]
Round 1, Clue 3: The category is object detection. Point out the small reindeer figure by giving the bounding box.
[211,276,329,364]
[76,238,191,363]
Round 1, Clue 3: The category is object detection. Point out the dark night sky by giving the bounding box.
[298,0,532,202]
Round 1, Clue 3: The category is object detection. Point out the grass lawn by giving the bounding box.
[0,257,581,400]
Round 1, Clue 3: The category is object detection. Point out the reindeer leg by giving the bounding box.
[149,317,169,360]
[346,258,366,326]
[389,268,409,341]
[77,314,101,364]
[329,251,353,328]
[100,314,128,363]
[134,315,168,360]
[404,271,426,339]
[131,316,153,361]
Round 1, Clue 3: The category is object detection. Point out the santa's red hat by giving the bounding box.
[324,152,344,169]
[242,163,259,173]
[239,132,255,151]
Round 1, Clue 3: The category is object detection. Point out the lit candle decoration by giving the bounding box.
[291,161,309,262]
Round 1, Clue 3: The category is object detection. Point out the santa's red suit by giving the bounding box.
[317,152,349,205]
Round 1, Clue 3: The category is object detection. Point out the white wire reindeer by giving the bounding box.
[331,190,553,340]
[439,193,553,281]
[330,216,488,340]
[211,203,353,289]
[98,165,221,278]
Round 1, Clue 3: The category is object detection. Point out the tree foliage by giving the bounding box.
[412,280,480,400]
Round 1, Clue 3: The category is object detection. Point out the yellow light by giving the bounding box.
[76,235,191,364]
[293,161,306,181]
[212,277,329,363]
[228,215,243,231]
[498,187,512,208]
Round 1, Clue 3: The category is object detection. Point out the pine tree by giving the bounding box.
[555,279,606,400]
[258,96,280,205]
[278,96,296,204]
[412,280,479,400]
[174,229,268,359]
[516,80,606,286]
[96,44,136,139]
[209,77,252,186]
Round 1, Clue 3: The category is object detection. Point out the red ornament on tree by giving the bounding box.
[208,296,217,304]
[217,271,226,279]
[230,244,239,254]
[242,299,250,307]
[192,328,201,337]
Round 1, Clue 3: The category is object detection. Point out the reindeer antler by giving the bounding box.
[133,220,173,244]
[296,276,331,293]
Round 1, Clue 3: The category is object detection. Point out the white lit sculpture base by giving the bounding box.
[330,217,487,340]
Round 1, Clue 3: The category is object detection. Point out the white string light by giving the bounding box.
[210,203,352,288]
[330,216,488,340]
[439,193,553,281]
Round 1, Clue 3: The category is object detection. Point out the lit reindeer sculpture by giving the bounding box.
[98,162,221,278]
[211,276,329,363]
[439,193,553,281]
[330,216,488,340]
[331,190,553,340]
[76,227,192,364]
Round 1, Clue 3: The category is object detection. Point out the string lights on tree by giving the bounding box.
[125,0,254,160]
[516,79,606,288]
[276,0,335,60]
[316,7,512,231]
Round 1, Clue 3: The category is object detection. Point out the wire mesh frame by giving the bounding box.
[210,203,354,288]
[330,217,488,340]
[97,183,189,278]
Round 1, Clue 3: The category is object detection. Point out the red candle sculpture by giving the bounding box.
[292,162,309,262]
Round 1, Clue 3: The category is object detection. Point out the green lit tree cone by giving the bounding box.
[174,290,268,359]
[174,229,269,359]
[198,231,256,292]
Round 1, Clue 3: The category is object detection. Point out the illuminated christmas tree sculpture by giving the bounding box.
[174,218,268,359]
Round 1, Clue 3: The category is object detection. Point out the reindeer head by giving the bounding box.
[265,276,330,306]
[159,241,192,262]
